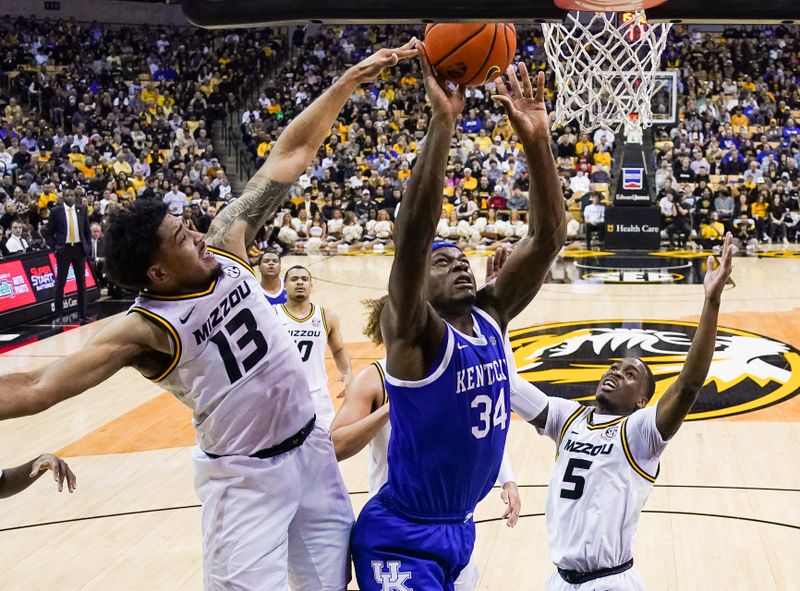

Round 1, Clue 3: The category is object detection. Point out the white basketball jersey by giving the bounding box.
[130,249,314,456]
[275,303,329,392]
[543,400,668,572]
[367,359,390,499]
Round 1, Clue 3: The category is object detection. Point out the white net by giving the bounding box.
[541,11,672,142]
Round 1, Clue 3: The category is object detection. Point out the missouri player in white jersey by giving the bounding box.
[0,41,419,591]
[512,234,734,590]
[275,265,352,430]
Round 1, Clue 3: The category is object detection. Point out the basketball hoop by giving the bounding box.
[541,9,672,142]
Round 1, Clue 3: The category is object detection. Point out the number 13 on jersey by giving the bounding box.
[471,388,507,439]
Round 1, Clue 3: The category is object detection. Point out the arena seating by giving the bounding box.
[2,19,799,259]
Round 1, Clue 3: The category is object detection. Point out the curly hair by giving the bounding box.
[105,200,169,290]
[362,295,389,346]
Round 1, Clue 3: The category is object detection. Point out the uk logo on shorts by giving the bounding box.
[371,560,412,591]
[222,265,241,279]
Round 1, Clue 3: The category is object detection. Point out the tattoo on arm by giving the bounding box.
[205,178,292,247]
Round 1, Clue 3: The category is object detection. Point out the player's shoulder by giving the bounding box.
[93,311,170,357]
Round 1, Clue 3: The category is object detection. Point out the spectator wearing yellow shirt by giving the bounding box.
[462,168,478,192]
[257,138,272,160]
[730,108,749,133]
[699,211,725,250]
[131,172,147,194]
[140,84,158,106]
[593,148,612,168]
[750,192,770,241]
[492,115,514,141]
[75,157,97,179]
[474,129,492,153]
[441,196,455,217]
[400,73,418,86]
[575,134,594,156]
[112,155,133,177]
[38,183,58,211]
[397,161,412,183]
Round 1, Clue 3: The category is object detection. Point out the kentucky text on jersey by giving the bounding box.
[192,282,252,346]
[455,359,508,394]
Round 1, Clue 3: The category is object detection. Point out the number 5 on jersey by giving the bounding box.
[471,388,507,439]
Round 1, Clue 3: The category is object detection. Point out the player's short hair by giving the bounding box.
[362,295,389,346]
[105,200,169,290]
[257,247,280,265]
[636,358,656,400]
[284,265,311,282]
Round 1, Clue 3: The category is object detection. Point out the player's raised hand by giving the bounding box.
[485,246,509,284]
[418,42,466,121]
[492,67,549,140]
[351,38,419,83]
[500,481,521,527]
[30,453,76,493]
[703,232,733,303]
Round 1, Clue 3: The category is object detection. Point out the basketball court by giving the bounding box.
[1,248,799,590]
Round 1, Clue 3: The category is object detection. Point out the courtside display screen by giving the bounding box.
[0,252,97,325]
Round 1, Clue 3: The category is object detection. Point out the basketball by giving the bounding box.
[424,23,517,87]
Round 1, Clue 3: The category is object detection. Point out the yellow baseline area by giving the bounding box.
[55,309,800,458]
[56,342,384,457]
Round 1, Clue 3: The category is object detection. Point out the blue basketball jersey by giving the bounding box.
[384,307,510,520]
[263,279,287,305]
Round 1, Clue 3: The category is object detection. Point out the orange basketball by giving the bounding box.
[424,23,517,87]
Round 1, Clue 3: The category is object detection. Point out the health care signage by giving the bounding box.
[0,252,96,314]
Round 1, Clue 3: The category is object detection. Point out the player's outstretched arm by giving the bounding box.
[0,453,76,498]
[0,314,167,421]
[325,308,353,398]
[656,233,733,440]
[330,364,388,461]
[383,44,465,373]
[205,39,419,259]
[479,67,565,326]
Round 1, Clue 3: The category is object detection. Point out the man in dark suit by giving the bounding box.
[89,222,107,289]
[48,188,91,322]
[291,192,320,218]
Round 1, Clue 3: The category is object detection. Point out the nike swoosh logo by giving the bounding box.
[457,343,468,350]
[179,306,196,324]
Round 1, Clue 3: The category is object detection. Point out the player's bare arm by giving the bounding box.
[324,308,353,398]
[330,364,388,461]
[205,40,419,260]
[0,313,169,420]
[382,43,465,380]
[484,249,551,430]
[0,453,77,498]
[477,67,565,327]
[656,233,733,440]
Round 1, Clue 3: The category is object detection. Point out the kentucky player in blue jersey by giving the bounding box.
[351,48,566,590]
[258,247,287,305]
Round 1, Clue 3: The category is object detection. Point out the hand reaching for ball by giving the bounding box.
[351,38,419,83]
[417,42,466,122]
[492,66,550,141]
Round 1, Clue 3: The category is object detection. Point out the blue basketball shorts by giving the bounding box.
[351,489,476,591]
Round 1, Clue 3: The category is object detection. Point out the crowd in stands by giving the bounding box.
[652,25,800,251]
[0,17,283,273]
[244,24,800,255]
[2,17,800,268]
